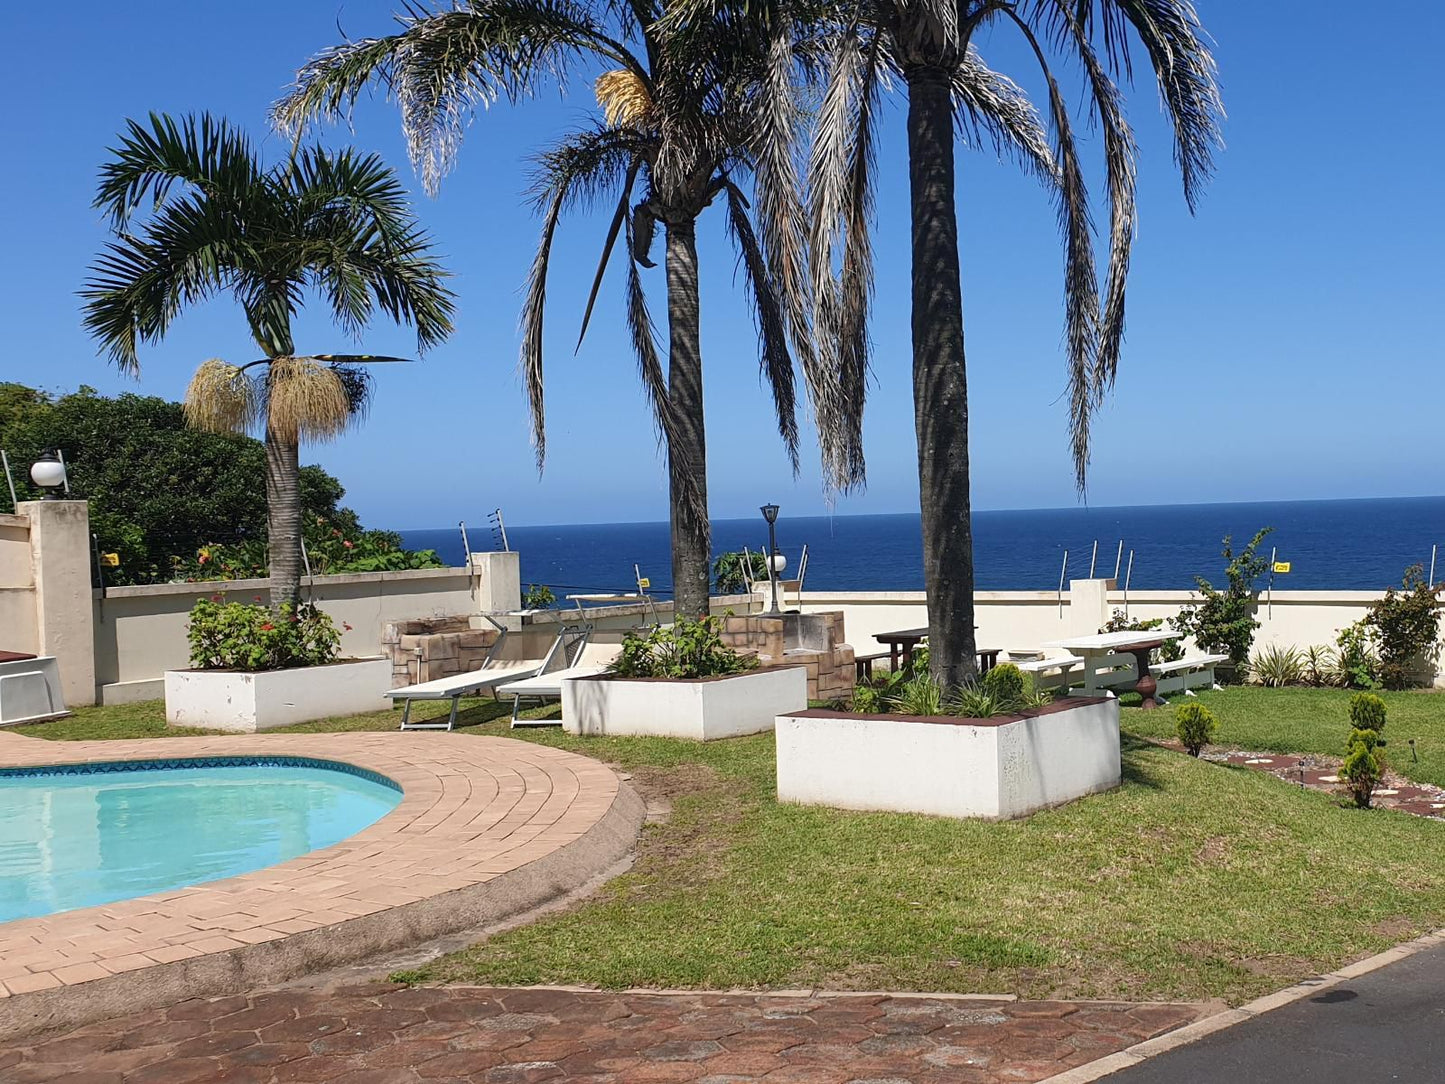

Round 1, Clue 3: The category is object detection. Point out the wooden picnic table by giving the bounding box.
[873,628,999,676]
[1042,631,1179,709]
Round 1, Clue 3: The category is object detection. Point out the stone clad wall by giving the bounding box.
[382,617,500,688]
[720,611,855,703]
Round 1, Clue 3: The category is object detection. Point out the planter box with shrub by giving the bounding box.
[165,657,390,731]
[562,665,808,741]
[776,696,1120,820]
[164,596,386,731]
[560,615,808,740]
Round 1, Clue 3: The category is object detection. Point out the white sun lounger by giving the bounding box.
[389,624,591,731]
[497,643,621,727]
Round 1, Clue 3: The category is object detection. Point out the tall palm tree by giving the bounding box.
[273,0,840,619]
[806,0,1223,686]
[82,113,455,610]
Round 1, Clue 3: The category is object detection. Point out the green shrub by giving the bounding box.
[952,685,1004,719]
[1173,528,1273,679]
[1302,644,1339,687]
[712,550,769,594]
[608,617,757,679]
[186,597,342,671]
[1174,702,1218,757]
[522,583,556,609]
[1349,692,1388,732]
[1366,566,1443,690]
[1340,693,1388,809]
[1252,644,1304,688]
[981,663,1025,706]
[890,674,946,717]
[1335,622,1380,689]
[852,682,884,714]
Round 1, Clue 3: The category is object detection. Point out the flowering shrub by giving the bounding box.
[186,596,342,671]
[171,516,442,582]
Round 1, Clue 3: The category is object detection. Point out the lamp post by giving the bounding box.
[760,503,781,615]
[29,450,67,499]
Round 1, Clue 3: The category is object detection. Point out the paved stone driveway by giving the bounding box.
[1,980,1208,1083]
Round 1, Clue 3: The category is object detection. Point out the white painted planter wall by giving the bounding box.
[562,666,807,741]
[164,657,391,732]
[775,697,1121,820]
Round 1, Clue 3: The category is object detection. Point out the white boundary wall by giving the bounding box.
[793,585,1397,660]
[94,568,474,703]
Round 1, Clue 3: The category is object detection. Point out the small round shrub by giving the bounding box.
[1174,702,1218,757]
[1341,727,1386,808]
[981,663,1025,708]
[1349,692,1387,733]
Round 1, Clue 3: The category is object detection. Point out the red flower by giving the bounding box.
[260,622,274,631]
[342,540,354,549]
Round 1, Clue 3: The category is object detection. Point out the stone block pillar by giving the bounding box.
[1067,578,1114,638]
[21,500,96,706]
[470,551,521,615]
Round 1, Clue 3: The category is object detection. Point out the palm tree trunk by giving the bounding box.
[264,423,304,611]
[906,66,977,689]
[665,218,712,620]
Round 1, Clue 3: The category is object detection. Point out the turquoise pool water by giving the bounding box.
[0,757,401,924]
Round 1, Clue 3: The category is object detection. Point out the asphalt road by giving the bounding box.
[1109,942,1445,1082]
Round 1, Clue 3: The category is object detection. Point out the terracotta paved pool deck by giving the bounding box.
[0,731,644,1041]
[0,978,1215,1083]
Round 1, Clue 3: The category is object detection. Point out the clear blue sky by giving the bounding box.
[2,2,1441,530]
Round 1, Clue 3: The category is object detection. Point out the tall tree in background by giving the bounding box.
[806,0,1223,686]
[274,0,844,619]
[82,113,454,609]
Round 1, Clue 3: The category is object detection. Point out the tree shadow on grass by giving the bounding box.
[1119,731,1169,791]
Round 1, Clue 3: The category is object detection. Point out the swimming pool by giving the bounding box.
[0,757,401,924]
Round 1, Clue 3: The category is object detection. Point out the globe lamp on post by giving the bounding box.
[29,451,67,500]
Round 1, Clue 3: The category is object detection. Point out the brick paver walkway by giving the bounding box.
[0,979,1210,1083]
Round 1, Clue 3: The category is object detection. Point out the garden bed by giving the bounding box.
[776,696,1121,819]
[561,665,807,740]
[164,657,390,731]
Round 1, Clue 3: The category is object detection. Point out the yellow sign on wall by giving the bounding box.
[100,552,120,567]
[1272,561,1291,574]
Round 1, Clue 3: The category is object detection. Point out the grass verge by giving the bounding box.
[10,692,1445,1003]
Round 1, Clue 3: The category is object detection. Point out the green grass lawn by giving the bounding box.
[10,689,1445,1004]
[1124,686,1445,788]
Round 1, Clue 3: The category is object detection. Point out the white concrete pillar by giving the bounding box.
[469,551,521,614]
[21,500,96,706]
[1067,578,1113,637]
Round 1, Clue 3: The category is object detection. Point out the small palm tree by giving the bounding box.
[82,113,455,609]
[274,0,838,619]
[804,1,1223,685]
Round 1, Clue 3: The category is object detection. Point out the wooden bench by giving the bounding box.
[1014,654,1086,692]
[855,651,891,681]
[1150,654,1228,698]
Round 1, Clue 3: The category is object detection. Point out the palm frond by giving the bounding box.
[1002,10,1101,491]
[519,176,568,472]
[722,179,799,473]
[951,47,1056,182]
[94,112,261,230]
[577,159,642,349]
[275,0,645,196]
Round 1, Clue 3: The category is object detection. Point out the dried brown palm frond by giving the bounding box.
[595,69,653,128]
[183,359,258,434]
[263,357,351,443]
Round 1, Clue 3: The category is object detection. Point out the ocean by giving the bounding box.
[398,496,1445,596]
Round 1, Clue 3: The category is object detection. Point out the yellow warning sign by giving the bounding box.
[636,577,651,589]
[1272,561,1291,574]
[100,552,120,567]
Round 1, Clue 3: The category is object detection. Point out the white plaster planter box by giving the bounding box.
[164,657,390,732]
[561,666,808,741]
[776,696,1121,820]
